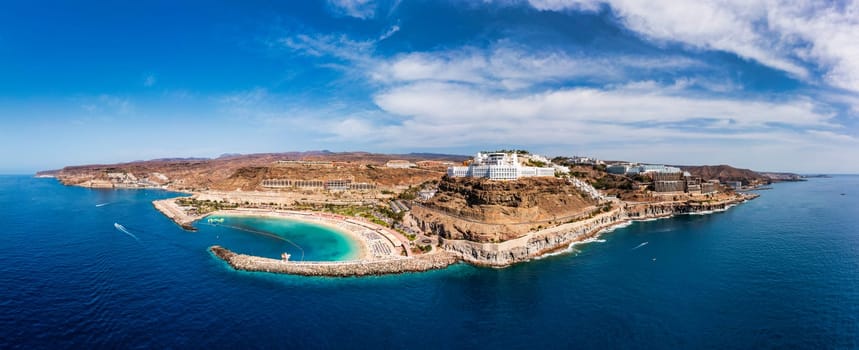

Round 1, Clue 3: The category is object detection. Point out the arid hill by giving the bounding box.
[39,151,468,191]
[412,176,598,243]
[679,165,769,185]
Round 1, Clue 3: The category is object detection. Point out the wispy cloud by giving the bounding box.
[516,0,859,94]
[327,0,376,19]
[278,33,375,63]
[378,24,400,41]
[371,45,703,90]
[267,26,858,171]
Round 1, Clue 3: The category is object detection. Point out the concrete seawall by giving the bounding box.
[210,246,458,277]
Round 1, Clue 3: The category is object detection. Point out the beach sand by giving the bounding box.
[203,209,383,261]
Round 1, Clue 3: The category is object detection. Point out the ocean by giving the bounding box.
[1,175,857,348]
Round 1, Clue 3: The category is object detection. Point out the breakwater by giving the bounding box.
[210,246,457,277]
[152,198,202,231]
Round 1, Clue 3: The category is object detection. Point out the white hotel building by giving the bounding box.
[447,153,556,180]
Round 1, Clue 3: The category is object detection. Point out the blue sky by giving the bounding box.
[1,0,858,173]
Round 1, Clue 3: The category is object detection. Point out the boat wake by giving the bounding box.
[96,203,111,207]
[632,241,649,250]
[114,223,139,241]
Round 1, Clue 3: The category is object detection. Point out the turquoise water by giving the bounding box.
[1,175,857,348]
[198,215,362,261]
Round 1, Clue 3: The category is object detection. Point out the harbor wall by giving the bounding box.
[210,246,457,277]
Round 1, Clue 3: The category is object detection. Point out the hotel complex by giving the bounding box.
[447,152,556,180]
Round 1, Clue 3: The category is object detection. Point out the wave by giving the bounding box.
[598,221,632,234]
[114,223,139,241]
[534,237,607,260]
[686,203,737,216]
[632,241,649,250]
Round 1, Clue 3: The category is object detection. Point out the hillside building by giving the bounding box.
[447,152,556,180]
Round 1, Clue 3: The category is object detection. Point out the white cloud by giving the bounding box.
[378,24,400,41]
[315,80,854,172]
[517,0,859,93]
[270,28,857,172]
[279,33,375,64]
[370,45,702,90]
[371,81,833,134]
[327,0,376,19]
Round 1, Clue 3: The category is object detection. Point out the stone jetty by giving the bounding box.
[210,246,458,277]
[152,198,202,231]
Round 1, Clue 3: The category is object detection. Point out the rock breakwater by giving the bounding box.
[210,246,457,277]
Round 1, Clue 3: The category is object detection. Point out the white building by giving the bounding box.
[447,152,557,180]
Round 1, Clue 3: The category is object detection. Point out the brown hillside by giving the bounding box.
[44,151,467,191]
[412,176,598,243]
[680,165,768,185]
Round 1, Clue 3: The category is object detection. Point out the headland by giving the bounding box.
[43,150,767,277]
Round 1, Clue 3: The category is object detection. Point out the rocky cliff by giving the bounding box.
[412,176,597,243]
[439,195,754,266]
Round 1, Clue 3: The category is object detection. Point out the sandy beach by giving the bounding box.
[204,208,407,261]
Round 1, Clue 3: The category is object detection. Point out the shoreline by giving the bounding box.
[154,192,757,277]
[438,194,756,267]
[205,209,377,261]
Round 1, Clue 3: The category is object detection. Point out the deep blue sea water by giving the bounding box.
[1,175,857,349]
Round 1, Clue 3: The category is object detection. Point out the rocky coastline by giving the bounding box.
[439,194,756,267]
[205,194,756,276]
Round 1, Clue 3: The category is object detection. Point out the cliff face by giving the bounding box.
[413,176,597,243]
[440,195,754,266]
[440,209,624,266]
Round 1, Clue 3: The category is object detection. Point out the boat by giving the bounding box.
[281,252,291,261]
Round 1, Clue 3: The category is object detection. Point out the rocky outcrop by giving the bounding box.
[210,246,457,277]
[413,176,596,242]
[440,209,624,266]
[623,196,755,219]
[438,195,755,267]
